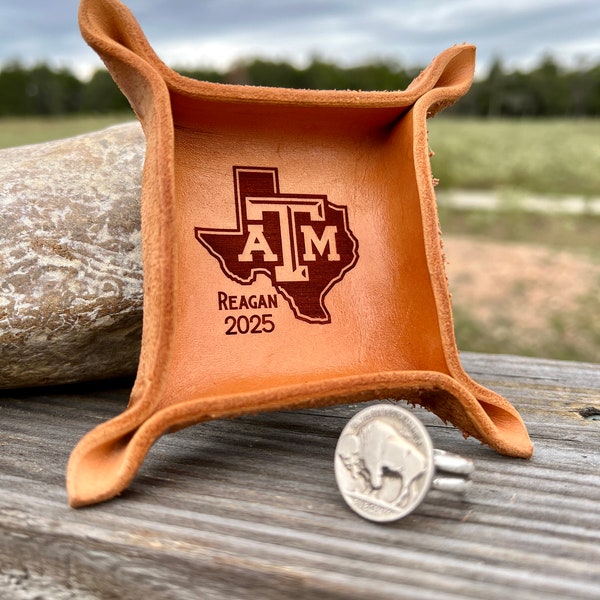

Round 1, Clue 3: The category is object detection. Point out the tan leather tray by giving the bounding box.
[68,0,532,507]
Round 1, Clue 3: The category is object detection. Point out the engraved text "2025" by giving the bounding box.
[218,291,278,336]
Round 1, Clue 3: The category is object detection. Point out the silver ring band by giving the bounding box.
[432,449,474,494]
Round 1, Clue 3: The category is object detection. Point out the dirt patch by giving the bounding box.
[443,236,600,361]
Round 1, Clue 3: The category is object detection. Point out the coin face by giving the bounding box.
[334,404,434,522]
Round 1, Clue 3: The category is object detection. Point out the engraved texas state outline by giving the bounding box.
[195,166,359,324]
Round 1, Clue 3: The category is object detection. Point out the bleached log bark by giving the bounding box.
[0,122,145,388]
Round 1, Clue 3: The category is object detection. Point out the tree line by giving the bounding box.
[0,55,598,117]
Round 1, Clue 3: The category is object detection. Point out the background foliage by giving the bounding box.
[0,55,599,117]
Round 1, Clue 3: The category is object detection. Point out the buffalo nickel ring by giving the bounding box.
[334,404,474,523]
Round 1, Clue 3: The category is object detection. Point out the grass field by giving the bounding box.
[1,114,598,362]
[0,113,134,149]
[428,117,600,197]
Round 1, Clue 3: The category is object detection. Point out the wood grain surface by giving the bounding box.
[0,352,599,599]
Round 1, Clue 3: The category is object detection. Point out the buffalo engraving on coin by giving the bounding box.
[334,404,435,522]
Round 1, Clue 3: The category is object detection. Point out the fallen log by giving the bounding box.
[0,122,145,388]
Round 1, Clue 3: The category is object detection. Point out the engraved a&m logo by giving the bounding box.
[195,166,359,324]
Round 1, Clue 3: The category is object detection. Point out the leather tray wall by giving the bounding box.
[68,0,533,507]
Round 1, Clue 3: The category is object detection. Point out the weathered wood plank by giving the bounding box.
[0,352,599,599]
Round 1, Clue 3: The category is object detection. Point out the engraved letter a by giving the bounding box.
[237,224,278,262]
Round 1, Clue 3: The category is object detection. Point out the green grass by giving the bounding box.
[0,113,134,149]
[429,117,600,197]
[438,208,600,258]
[426,119,599,362]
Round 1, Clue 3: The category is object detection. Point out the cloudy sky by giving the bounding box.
[1,0,599,79]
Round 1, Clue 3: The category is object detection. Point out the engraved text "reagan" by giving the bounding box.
[218,291,278,311]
